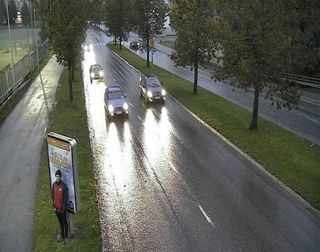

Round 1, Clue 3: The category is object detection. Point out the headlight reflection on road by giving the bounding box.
[82,45,98,84]
[104,122,134,194]
[143,107,172,164]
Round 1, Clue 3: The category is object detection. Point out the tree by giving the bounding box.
[37,0,88,100]
[90,0,105,24]
[21,0,30,26]
[169,0,217,95]
[213,0,300,130]
[105,0,131,49]
[8,0,17,25]
[0,0,7,25]
[290,0,320,77]
[131,0,167,67]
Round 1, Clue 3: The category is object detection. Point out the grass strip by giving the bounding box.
[108,44,320,210]
[33,61,101,251]
[0,54,24,69]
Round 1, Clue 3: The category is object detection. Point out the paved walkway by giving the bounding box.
[0,56,63,252]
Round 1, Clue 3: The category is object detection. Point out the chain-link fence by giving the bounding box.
[0,0,47,107]
[0,41,48,107]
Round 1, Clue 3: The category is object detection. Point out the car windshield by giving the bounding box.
[147,82,161,87]
[146,77,161,87]
[108,90,124,100]
[92,66,101,71]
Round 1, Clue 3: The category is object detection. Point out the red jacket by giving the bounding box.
[52,181,68,213]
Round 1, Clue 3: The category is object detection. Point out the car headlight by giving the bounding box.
[123,102,129,110]
[161,89,166,96]
[147,91,153,98]
[99,71,103,77]
[108,104,114,113]
[90,72,94,78]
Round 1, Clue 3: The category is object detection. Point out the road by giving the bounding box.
[84,28,320,251]
[125,32,320,145]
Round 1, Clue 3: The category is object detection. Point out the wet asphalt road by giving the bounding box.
[84,29,320,251]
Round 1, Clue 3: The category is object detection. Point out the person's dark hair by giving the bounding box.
[55,169,62,177]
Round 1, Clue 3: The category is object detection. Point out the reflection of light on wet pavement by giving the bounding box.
[143,107,172,165]
[104,122,134,194]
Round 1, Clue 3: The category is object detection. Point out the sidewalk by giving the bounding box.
[0,56,63,252]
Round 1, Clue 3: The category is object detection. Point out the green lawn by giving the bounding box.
[0,53,24,70]
[108,44,320,210]
[33,62,101,251]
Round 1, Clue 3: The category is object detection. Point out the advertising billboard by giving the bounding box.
[47,132,80,213]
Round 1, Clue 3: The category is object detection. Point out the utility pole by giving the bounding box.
[33,7,49,114]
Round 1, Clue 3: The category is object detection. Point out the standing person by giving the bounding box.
[52,169,69,243]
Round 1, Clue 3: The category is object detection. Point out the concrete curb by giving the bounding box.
[110,48,320,219]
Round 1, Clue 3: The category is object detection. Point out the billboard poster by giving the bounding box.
[47,132,80,213]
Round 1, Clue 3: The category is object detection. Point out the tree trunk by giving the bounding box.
[146,19,150,68]
[68,62,73,101]
[71,63,75,81]
[249,86,259,130]
[114,36,117,45]
[119,35,122,50]
[193,55,198,95]
[146,37,150,67]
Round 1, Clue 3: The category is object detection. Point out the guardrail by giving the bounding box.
[282,73,320,89]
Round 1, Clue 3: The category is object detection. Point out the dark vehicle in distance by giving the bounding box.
[130,41,140,50]
[139,74,166,104]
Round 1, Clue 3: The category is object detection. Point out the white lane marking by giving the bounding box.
[129,102,134,108]
[198,205,215,227]
[307,117,319,124]
[169,161,179,174]
[137,115,143,122]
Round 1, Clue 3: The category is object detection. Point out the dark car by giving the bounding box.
[89,64,103,83]
[104,85,129,120]
[130,41,140,50]
[139,74,166,104]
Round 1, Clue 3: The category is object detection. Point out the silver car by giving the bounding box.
[139,74,166,104]
[89,64,103,83]
[104,85,129,120]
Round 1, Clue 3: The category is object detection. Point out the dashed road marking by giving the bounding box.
[169,161,179,174]
[307,117,319,124]
[198,205,215,227]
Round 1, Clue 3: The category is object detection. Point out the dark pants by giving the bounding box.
[56,211,68,238]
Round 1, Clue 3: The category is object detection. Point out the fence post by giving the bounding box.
[5,71,9,92]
